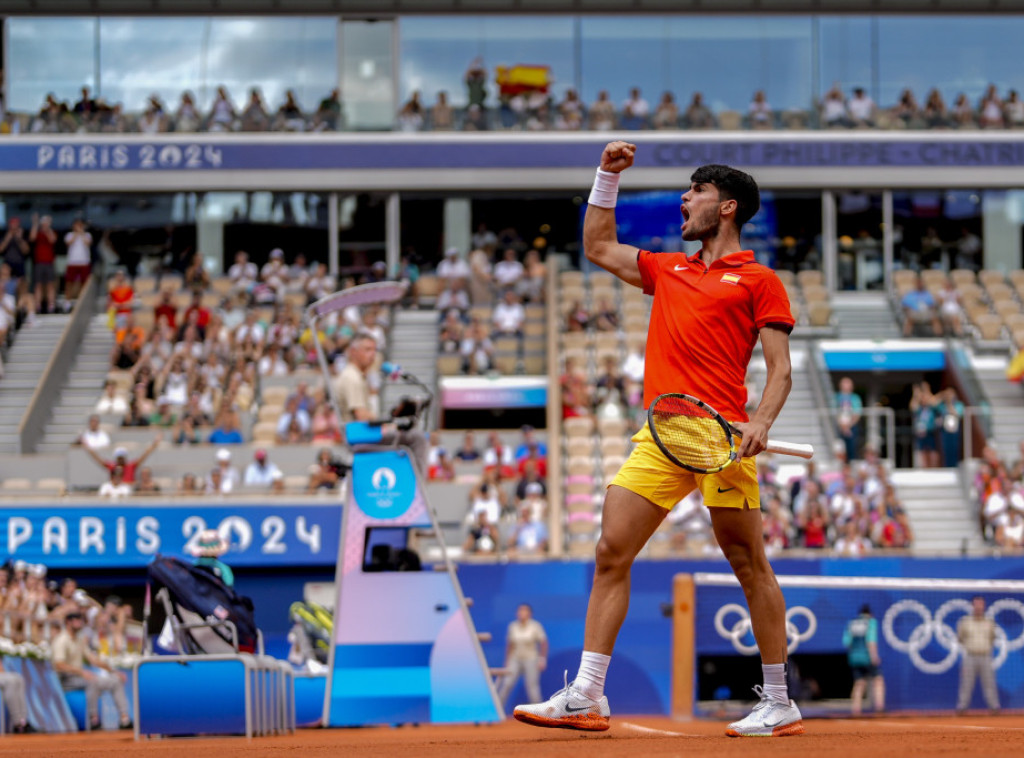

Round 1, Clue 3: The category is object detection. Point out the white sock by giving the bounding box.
[574,651,611,700]
[762,662,789,703]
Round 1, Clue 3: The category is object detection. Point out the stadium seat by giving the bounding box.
[35,478,66,495]
[559,271,584,288]
[436,355,462,375]
[600,437,628,458]
[802,284,829,303]
[590,285,616,304]
[469,306,492,323]
[261,386,289,406]
[211,277,233,296]
[257,405,283,423]
[522,356,545,374]
[494,356,517,374]
[796,270,824,288]
[775,270,796,288]
[986,282,1014,302]
[493,337,519,354]
[524,320,545,337]
[567,457,596,476]
[950,268,977,286]
[589,272,615,289]
[979,270,1007,288]
[2,478,31,491]
[717,110,742,130]
[416,275,441,299]
[566,437,595,457]
[133,276,157,293]
[808,301,833,327]
[994,300,1020,319]
[892,269,917,289]
[564,416,595,437]
[252,422,278,443]
[567,538,596,557]
[567,517,597,537]
[598,417,628,438]
[974,313,1004,340]
[565,481,594,496]
[920,269,949,289]
[1005,313,1024,332]
[561,286,586,306]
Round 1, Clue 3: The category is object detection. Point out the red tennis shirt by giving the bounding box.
[637,249,795,423]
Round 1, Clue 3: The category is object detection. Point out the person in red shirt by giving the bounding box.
[29,214,57,314]
[181,290,210,337]
[84,434,161,485]
[154,290,178,331]
[515,142,802,737]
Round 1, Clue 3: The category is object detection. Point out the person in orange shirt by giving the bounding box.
[110,313,147,369]
[107,270,135,329]
[514,142,801,737]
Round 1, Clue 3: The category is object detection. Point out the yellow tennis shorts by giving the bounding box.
[609,422,759,510]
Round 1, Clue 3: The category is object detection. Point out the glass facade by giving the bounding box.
[9,14,1024,125]
[6,17,337,114]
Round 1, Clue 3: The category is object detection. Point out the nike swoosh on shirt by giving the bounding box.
[717,487,735,493]
[674,264,688,271]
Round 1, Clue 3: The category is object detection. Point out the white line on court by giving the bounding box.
[619,721,701,737]
[831,719,1024,732]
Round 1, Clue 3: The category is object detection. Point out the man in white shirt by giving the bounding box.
[436,278,470,315]
[621,87,650,128]
[99,465,133,499]
[227,250,259,296]
[243,449,282,488]
[492,289,525,339]
[209,448,240,493]
[64,219,93,301]
[260,248,289,301]
[436,247,470,284]
[848,87,876,127]
[79,415,111,450]
[493,248,525,290]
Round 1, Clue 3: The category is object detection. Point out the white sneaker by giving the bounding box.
[513,671,611,732]
[725,685,804,737]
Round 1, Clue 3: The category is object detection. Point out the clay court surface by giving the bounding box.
[2,715,1024,758]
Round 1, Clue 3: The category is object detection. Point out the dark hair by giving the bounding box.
[66,612,84,623]
[690,164,761,229]
[859,603,871,615]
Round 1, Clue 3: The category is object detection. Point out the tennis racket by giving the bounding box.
[647,393,814,474]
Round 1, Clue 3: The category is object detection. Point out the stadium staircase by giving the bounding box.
[890,468,985,553]
[962,351,1024,458]
[0,314,72,454]
[830,291,902,339]
[747,345,830,459]
[36,313,114,453]
[382,309,440,424]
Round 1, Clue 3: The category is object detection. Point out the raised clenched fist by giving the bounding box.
[600,141,638,173]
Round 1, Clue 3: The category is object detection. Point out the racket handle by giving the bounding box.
[765,439,814,459]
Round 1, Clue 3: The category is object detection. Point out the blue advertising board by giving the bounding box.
[0,503,340,568]
[4,135,1024,173]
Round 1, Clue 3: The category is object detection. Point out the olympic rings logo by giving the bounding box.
[714,603,818,655]
[882,598,1024,675]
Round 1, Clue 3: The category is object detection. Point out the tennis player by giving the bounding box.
[514,141,802,737]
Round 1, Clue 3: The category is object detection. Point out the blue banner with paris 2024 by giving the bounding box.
[694,578,1024,711]
[0,504,339,568]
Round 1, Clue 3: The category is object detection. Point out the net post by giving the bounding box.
[671,573,696,721]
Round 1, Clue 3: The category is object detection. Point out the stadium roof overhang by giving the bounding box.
[1,0,1023,14]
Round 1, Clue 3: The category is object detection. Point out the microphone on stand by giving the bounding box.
[381,361,415,381]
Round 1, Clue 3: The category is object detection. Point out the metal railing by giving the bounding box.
[963,405,995,463]
[818,406,897,467]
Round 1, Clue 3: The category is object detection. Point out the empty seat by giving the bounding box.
[436,354,462,376]
[566,437,595,457]
[892,269,917,289]
[986,283,1015,303]
[807,301,833,327]
[257,404,283,423]
[252,421,278,443]
[567,517,598,537]
[567,538,597,557]
[2,478,31,491]
[802,284,829,303]
[567,456,596,476]
[589,272,615,290]
[796,270,824,288]
[950,269,977,286]
[974,313,1004,340]
[598,417,628,438]
[261,386,289,406]
[717,110,742,130]
[522,356,545,374]
[35,478,66,494]
[559,271,584,288]
[920,270,949,289]
[600,437,628,458]
[979,270,1007,288]
[1004,313,1024,332]
[564,416,595,437]
[994,300,1021,318]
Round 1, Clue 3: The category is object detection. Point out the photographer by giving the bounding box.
[333,332,429,472]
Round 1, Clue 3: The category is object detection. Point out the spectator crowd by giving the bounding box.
[9,78,1024,135]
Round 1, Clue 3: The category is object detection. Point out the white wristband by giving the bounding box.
[588,168,620,209]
